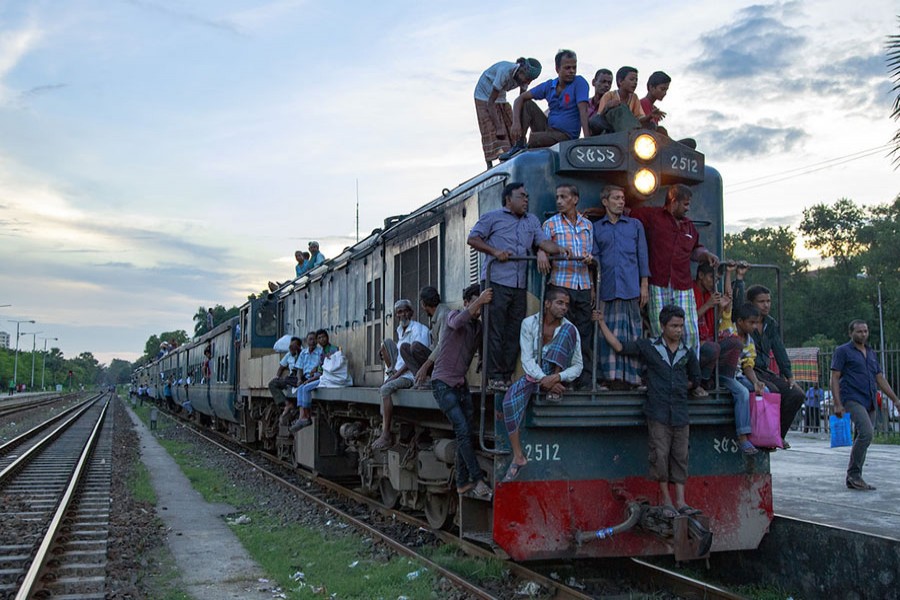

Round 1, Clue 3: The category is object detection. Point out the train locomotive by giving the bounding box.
[135,130,772,563]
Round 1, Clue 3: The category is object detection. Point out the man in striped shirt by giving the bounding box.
[537,183,594,389]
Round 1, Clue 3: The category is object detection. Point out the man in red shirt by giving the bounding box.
[632,184,719,354]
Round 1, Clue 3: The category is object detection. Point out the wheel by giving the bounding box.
[379,477,400,509]
[424,492,450,529]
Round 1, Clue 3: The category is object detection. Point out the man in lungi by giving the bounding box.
[501,287,582,482]
[591,184,649,389]
[474,58,542,169]
[631,184,719,355]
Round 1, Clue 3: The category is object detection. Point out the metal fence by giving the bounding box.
[797,344,900,436]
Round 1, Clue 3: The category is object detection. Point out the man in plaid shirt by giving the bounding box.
[537,183,594,389]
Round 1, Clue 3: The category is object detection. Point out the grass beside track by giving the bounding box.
[131,402,510,599]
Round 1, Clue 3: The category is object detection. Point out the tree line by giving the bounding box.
[724,195,899,348]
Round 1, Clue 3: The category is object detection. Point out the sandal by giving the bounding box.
[456,482,476,495]
[678,505,702,516]
[371,436,392,450]
[740,440,759,455]
[289,418,312,432]
[470,480,493,500]
[545,392,561,403]
[660,504,678,519]
[488,379,509,392]
[502,461,526,483]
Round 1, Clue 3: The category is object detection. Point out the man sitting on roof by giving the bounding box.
[501,49,590,160]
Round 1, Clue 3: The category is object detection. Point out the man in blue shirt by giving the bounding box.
[503,49,590,158]
[831,320,900,490]
[591,185,649,388]
[467,182,566,390]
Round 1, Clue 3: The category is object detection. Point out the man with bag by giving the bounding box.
[831,320,900,491]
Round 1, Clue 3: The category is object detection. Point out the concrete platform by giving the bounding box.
[771,432,900,539]
[123,404,269,599]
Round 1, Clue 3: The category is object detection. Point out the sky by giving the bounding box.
[0,0,897,366]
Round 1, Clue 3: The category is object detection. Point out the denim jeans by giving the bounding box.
[846,401,875,480]
[720,376,751,436]
[432,379,481,488]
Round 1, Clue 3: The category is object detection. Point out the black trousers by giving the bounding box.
[756,369,805,439]
[482,282,526,380]
[560,287,593,386]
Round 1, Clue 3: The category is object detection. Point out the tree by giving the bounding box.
[888,16,900,166]
[105,358,133,385]
[142,330,189,360]
[799,198,866,270]
[193,304,240,336]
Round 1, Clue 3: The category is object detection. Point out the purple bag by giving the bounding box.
[748,391,783,449]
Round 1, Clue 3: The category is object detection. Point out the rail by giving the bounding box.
[14,396,110,599]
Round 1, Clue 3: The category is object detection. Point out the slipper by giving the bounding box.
[678,505,702,516]
[660,504,678,519]
[289,418,311,433]
[740,440,759,455]
[488,379,509,392]
[545,392,561,403]
[502,461,526,483]
[371,437,392,450]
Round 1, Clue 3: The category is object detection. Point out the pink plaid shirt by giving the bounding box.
[542,213,594,290]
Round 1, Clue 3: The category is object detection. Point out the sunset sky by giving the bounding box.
[1,0,896,364]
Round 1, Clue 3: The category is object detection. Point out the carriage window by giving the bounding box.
[393,237,439,322]
[256,301,277,336]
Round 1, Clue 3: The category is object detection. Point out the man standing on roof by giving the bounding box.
[467,182,568,391]
[832,320,900,490]
[502,49,590,159]
[474,57,542,170]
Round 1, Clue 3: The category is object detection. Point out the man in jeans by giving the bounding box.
[831,320,900,490]
[431,284,494,498]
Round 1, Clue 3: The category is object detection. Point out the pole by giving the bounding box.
[878,281,886,372]
[31,334,37,389]
[356,178,360,243]
[13,321,20,387]
[39,337,57,391]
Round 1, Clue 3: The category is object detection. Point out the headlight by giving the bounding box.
[634,168,658,195]
[633,133,658,161]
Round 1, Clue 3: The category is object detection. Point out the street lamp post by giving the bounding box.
[8,319,35,390]
[39,336,58,391]
[27,331,43,389]
[877,281,886,372]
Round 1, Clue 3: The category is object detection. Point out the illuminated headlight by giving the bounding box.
[633,133,658,161]
[634,169,658,195]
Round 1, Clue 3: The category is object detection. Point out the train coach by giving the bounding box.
[139,129,772,563]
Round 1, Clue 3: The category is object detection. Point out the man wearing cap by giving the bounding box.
[474,57,542,169]
[373,299,432,449]
[307,241,325,269]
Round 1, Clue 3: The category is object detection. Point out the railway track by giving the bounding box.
[0,393,112,600]
[0,392,80,421]
[151,402,747,599]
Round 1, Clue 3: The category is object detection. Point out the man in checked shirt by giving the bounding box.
[537,183,594,390]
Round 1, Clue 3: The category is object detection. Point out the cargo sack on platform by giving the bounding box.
[273,334,292,352]
[830,414,852,448]
[748,391,783,449]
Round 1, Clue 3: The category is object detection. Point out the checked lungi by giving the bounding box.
[648,285,699,355]
[599,298,643,385]
[475,99,514,163]
[502,322,578,434]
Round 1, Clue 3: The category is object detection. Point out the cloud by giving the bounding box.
[699,123,808,158]
[0,25,43,104]
[692,2,805,79]
[725,213,801,232]
[122,0,242,35]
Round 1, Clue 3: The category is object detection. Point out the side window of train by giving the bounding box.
[365,276,382,366]
[393,236,439,326]
[256,301,277,337]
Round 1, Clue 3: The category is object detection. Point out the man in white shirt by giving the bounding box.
[501,288,582,481]
[373,299,432,449]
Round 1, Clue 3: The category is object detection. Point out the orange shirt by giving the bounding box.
[596,90,645,118]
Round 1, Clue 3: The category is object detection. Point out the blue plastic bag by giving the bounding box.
[830,414,852,448]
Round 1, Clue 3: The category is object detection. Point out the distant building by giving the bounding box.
[0,331,9,349]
